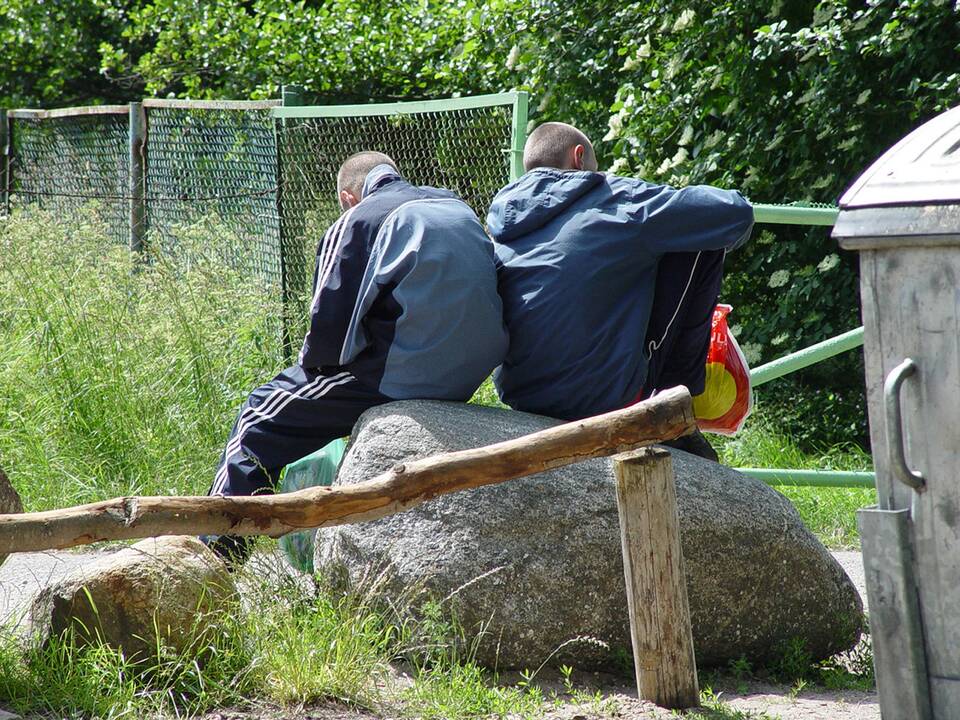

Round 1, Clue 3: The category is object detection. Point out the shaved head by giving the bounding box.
[523,122,598,172]
[337,151,398,200]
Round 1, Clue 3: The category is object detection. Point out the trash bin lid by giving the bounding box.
[834,105,960,247]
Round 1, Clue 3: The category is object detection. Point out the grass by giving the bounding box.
[9,554,870,720]
[714,408,874,548]
[0,551,550,719]
[0,207,287,510]
[1,207,875,549]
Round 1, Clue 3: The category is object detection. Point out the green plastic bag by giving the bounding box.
[278,437,347,573]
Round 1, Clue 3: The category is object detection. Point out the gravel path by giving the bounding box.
[832,551,867,611]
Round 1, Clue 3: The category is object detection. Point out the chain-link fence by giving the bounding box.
[2,93,525,320]
[143,100,282,284]
[276,96,523,318]
[7,107,130,244]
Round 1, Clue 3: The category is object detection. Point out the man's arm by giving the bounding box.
[626,181,754,255]
[297,207,368,369]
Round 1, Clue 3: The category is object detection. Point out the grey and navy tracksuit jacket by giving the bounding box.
[212,165,508,498]
[486,169,753,421]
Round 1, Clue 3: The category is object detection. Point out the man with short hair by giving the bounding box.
[205,151,508,562]
[486,122,754,459]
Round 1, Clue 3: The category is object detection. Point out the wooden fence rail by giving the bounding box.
[0,387,695,555]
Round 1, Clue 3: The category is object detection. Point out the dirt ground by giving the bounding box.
[192,674,879,720]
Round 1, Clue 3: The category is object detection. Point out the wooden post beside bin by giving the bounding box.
[615,447,699,710]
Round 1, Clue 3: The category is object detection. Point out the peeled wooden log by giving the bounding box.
[0,387,695,555]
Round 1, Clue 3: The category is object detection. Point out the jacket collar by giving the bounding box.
[361,164,402,199]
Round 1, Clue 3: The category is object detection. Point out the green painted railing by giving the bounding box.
[738,468,874,488]
[752,203,839,226]
[740,203,874,490]
[750,327,864,387]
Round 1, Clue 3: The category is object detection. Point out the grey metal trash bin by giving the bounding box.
[834,105,960,719]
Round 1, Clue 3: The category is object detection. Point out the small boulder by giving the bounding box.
[315,401,863,671]
[29,536,236,659]
[0,466,24,569]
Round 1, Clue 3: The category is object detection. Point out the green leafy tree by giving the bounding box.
[0,0,140,107]
[602,0,960,445]
[6,0,960,447]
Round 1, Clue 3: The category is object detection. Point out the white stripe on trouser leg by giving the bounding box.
[646,251,702,363]
[219,369,352,468]
[212,371,352,494]
[211,371,355,495]
[211,371,354,495]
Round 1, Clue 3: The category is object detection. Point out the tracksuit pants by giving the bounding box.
[641,248,725,400]
[209,365,390,499]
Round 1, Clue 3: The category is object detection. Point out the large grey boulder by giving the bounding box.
[0,466,23,569]
[29,536,236,659]
[315,401,863,671]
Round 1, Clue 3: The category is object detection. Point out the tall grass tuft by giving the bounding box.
[0,208,287,510]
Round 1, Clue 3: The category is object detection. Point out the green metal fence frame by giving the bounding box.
[271,91,529,182]
[740,203,873,489]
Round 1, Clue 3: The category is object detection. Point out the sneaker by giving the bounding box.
[199,533,254,571]
[661,428,719,462]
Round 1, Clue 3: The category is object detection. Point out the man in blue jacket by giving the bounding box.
[486,122,754,459]
[206,151,508,563]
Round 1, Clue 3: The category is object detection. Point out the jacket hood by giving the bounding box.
[486,168,605,243]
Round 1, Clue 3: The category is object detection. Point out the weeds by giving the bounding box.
[0,209,879,717]
[0,207,286,510]
[705,626,875,697]
[686,688,781,719]
[2,206,874,548]
[0,552,551,719]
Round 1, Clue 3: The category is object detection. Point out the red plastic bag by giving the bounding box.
[692,304,753,435]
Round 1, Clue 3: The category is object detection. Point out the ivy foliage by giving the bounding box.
[597,1,959,445]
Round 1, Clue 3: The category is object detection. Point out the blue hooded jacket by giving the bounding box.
[486,169,753,420]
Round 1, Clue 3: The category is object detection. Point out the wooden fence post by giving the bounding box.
[0,109,8,217]
[614,447,699,710]
[128,102,146,254]
[277,84,305,358]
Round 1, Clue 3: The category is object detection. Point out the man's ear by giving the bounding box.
[339,189,359,210]
[572,144,586,170]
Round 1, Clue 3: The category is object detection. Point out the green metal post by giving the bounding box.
[510,91,529,182]
[128,102,146,254]
[277,85,305,359]
[282,84,306,108]
[0,109,8,217]
[750,326,864,387]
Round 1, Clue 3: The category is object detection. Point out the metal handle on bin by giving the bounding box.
[884,358,925,492]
